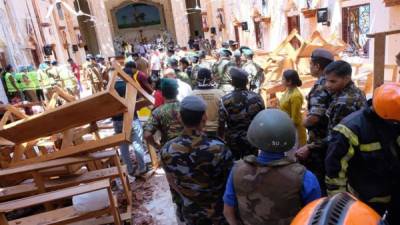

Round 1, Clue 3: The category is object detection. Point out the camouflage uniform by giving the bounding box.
[176,70,192,87]
[214,59,235,94]
[326,81,367,137]
[161,130,233,225]
[305,76,331,195]
[144,99,183,146]
[219,89,265,160]
[242,60,263,92]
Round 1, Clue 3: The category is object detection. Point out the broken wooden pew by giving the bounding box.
[0,62,154,168]
[0,149,131,205]
[0,179,122,225]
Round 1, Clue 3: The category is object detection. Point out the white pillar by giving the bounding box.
[88,0,115,57]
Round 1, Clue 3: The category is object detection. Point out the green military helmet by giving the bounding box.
[247,109,296,152]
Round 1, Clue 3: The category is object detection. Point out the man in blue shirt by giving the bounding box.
[223,109,321,225]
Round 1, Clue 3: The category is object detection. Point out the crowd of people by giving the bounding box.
[116,43,399,225]
[0,40,399,225]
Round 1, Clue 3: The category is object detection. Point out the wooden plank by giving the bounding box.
[9,134,126,167]
[107,187,122,225]
[0,166,126,202]
[5,105,27,120]
[0,179,110,212]
[9,206,110,225]
[53,86,76,102]
[112,61,155,104]
[45,166,124,190]
[69,211,132,225]
[0,92,127,143]
[0,150,117,177]
[373,33,386,89]
[0,111,11,128]
[123,85,137,141]
[367,29,400,38]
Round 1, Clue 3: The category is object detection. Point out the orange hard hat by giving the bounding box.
[291,192,383,225]
[373,82,400,121]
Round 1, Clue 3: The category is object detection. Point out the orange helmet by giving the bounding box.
[372,82,400,121]
[291,192,384,225]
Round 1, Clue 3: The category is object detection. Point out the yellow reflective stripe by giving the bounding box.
[360,142,382,152]
[369,196,391,203]
[338,144,355,178]
[333,124,359,146]
[326,176,347,186]
[327,188,346,197]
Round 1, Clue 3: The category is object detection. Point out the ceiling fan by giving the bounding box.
[186,0,202,11]
[45,0,92,19]
[186,0,219,12]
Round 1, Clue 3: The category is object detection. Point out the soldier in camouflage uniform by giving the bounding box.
[161,95,233,225]
[144,78,183,149]
[241,49,264,92]
[296,48,334,195]
[323,60,367,136]
[168,58,192,86]
[213,48,235,94]
[218,67,265,160]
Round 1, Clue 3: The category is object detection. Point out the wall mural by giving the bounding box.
[115,3,161,29]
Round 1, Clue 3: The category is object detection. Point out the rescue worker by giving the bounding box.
[297,48,334,195]
[232,50,242,68]
[144,78,183,149]
[161,95,233,225]
[218,67,265,160]
[37,62,53,100]
[192,68,224,136]
[95,54,110,88]
[82,54,93,90]
[168,58,191,86]
[325,83,400,224]
[143,78,184,221]
[132,52,150,75]
[59,65,78,97]
[179,57,193,86]
[87,56,104,93]
[241,48,263,92]
[223,109,321,225]
[198,50,212,70]
[47,61,61,89]
[214,48,235,93]
[3,64,20,99]
[113,61,152,176]
[324,60,367,134]
[291,192,387,225]
[27,65,44,101]
[20,66,38,102]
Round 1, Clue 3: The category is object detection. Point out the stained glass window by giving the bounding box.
[342,4,370,57]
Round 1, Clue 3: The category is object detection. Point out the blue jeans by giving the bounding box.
[113,118,146,174]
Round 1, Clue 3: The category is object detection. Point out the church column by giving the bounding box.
[169,0,190,47]
[87,0,115,57]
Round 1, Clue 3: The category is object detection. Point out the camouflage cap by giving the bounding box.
[180,95,207,112]
[218,48,232,57]
[311,48,334,61]
[233,50,242,58]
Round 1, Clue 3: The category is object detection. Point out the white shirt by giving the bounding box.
[177,79,192,101]
[150,54,161,71]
